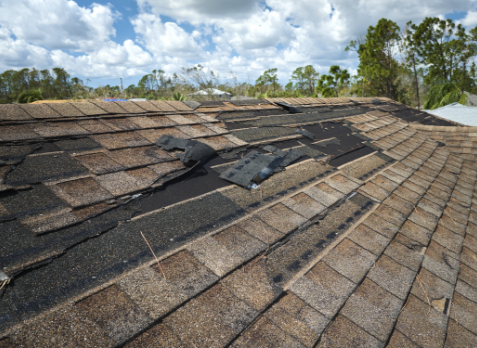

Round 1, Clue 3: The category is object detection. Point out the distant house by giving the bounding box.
[189,88,232,100]
[424,102,477,126]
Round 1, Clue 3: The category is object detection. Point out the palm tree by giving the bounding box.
[172,92,186,101]
[424,82,468,109]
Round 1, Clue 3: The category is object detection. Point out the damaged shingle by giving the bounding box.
[219,150,284,188]
[156,135,216,166]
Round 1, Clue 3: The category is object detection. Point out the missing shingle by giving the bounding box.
[274,102,302,114]
[313,137,340,148]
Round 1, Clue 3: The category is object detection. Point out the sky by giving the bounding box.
[1,0,477,89]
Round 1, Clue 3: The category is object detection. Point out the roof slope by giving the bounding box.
[424,102,477,126]
[0,97,476,347]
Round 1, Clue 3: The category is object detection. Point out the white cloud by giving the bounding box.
[90,40,153,66]
[1,0,477,85]
[461,11,477,27]
[0,0,119,52]
[0,34,53,70]
[136,0,258,23]
[132,14,203,57]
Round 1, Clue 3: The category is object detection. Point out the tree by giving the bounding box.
[180,65,220,89]
[411,18,468,84]
[52,68,72,98]
[346,18,401,99]
[17,89,43,103]
[410,18,477,107]
[401,22,423,109]
[256,68,278,92]
[291,65,319,94]
[317,65,350,97]
[424,83,468,109]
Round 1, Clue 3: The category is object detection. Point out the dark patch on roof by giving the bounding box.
[54,138,102,153]
[231,127,298,143]
[0,192,245,324]
[197,100,226,107]
[4,152,88,186]
[0,144,41,165]
[329,146,375,167]
[314,137,340,147]
[0,201,138,277]
[392,108,457,126]
[229,99,270,106]
[31,142,61,154]
[139,155,230,213]
[224,120,258,130]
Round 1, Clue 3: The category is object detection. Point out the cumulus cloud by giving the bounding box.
[0,32,53,70]
[136,0,258,23]
[132,13,203,57]
[461,11,477,27]
[1,0,477,84]
[0,0,118,52]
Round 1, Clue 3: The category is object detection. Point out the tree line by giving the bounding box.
[1,16,476,109]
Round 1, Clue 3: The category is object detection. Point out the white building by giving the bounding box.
[189,88,232,100]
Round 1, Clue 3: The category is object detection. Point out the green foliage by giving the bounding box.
[17,89,43,103]
[424,83,467,109]
[317,65,350,97]
[256,68,278,92]
[410,18,470,84]
[347,18,401,99]
[4,18,477,107]
[172,92,186,101]
[290,65,319,94]
[0,67,75,102]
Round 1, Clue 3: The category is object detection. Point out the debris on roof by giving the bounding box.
[1,97,477,347]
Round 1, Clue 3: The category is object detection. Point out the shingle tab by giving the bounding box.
[221,258,281,311]
[46,103,85,117]
[51,177,114,207]
[341,278,403,341]
[395,295,447,348]
[316,315,384,348]
[73,102,108,116]
[322,238,377,283]
[0,104,33,121]
[18,104,61,119]
[75,285,151,343]
[291,262,356,318]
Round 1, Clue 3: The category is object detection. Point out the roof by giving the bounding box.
[0,97,476,347]
[424,102,477,126]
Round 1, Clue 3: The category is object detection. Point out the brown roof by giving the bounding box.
[0,97,476,347]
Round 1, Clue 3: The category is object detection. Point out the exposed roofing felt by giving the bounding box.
[0,98,477,347]
[424,102,477,126]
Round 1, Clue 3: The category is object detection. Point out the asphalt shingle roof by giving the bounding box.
[0,97,476,347]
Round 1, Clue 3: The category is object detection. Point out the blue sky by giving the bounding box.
[0,0,476,89]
